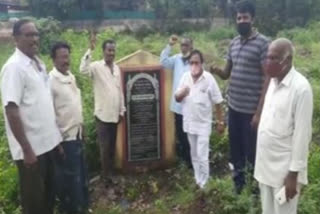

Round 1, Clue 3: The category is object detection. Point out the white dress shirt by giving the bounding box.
[254,66,313,188]
[49,68,83,141]
[1,48,62,160]
[80,49,125,123]
[176,71,223,136]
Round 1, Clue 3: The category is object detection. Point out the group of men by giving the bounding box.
[0,1,314,214]
[1,20,125,213]
[161,1,313,214]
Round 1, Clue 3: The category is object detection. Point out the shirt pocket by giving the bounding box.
[193,91,209,107]
[267,110,292,138]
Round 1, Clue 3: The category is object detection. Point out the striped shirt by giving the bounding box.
[227,32,270,114]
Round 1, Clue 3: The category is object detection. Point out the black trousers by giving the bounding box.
[228,106,257,193]
[175,113,192,168]
[54,139,89,214]
[16,149,56,214]
[96,117,118,179]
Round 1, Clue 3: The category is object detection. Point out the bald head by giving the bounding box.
[265,38,294,80]
[269,38,295,60]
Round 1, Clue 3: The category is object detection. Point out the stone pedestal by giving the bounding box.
[115,50,175,172]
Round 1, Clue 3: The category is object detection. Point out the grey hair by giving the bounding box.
[271,38,295,59]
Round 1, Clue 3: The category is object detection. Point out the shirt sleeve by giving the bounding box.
[226,39,234,61]
[79,49,94,77]
[160,45,176,70]
[289,86,313,172]
[208,75,224,105]
[175,73,187,95]
[120,82,126,116]
[1,64,24,107]
[260,39,270,66]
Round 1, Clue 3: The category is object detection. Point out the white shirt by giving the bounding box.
[176,71,223,136]
[49,68,83,141]
[80,49,125,123]
[0,48,62,160]
[254,67,313,188]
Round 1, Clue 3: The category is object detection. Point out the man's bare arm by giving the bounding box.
[5,102,37,166]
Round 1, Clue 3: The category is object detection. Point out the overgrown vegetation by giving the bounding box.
[0,18,319,213]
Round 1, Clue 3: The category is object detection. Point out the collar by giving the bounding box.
[51,67,74,83]
[279,66,295,87]
[190,70,206,84]
[15,48,33,66]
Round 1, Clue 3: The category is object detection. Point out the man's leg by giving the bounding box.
[228,107,245,193]
[175,113,192,168]
[17,151,55,214]
[273,185,301,214]
[96,117,110,180]
[242,112,257,178]
[259,183,276,214]
[56,141,89,213]
[187,133,200,185]
[196,135,210,188]
[108,123,118,176]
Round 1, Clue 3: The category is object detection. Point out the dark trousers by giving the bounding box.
[96,117,117,179]
[175,113,192,168]
[55,140,89,214]
[228,106,257,193]
[16,149,56,214]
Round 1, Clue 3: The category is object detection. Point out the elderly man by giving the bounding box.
[160,35,193,168]
[0,19,62,214]
[210,0,270,193]
[175,50,225,189]
[49,42,88,213]
[80,34,125,186]
[254,38,313,214]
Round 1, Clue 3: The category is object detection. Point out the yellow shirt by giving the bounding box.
[80,49,125,123]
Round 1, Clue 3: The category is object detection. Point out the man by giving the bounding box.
[80,34,125,185]
[254,38,313,214]
[210,0,270,193]
[49,42,88,213]
[160,35,193,168]
[175,50,225,189]
[0,19,62,214]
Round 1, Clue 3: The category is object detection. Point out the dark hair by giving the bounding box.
[236,0,256,18]
[13,19,32,36]
[102,39,116,51]
[181,36,193,44]
[189,49,204,64]
[50,41,71,59]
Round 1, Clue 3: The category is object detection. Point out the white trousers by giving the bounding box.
[259,183,301,214]
[187,133,210,188]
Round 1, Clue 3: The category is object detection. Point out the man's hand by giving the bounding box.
[175,86,190,102]
[57,144,66,159]
[250,113,260,130]
[216,122,225,135]
[23,147,37,168]
[209,65,223,77]
[169,35,179,46]
[179,86,190,98]
[90,31,97,50]
[284,172,298,201]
